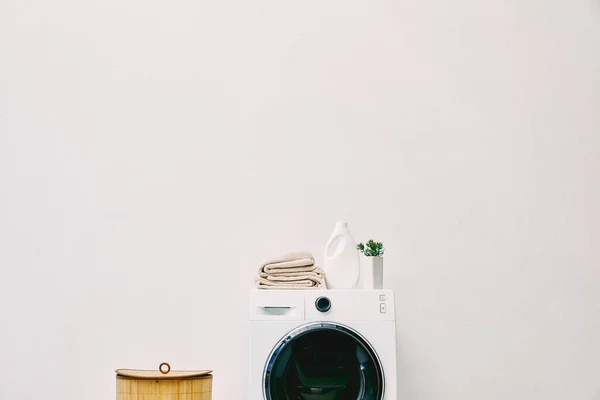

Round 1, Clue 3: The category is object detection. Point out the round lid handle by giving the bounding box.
[159,362,171,374]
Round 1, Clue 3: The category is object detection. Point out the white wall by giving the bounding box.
[1,0,600,398]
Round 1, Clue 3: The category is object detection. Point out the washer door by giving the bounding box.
[264,322,384,400]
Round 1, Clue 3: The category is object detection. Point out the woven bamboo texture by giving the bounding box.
[116,375,212,400]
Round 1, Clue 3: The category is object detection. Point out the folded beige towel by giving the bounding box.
[259,268,324,282]
[256,251,325,290]
[258,251,315,272]
[263,265,316,274]
[255,277,318,289]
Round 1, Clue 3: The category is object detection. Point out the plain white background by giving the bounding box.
[1,0,599,398]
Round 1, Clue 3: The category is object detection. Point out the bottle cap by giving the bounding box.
[336,221,348,228]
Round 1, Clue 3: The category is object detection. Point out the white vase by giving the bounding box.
[360,255,383,289]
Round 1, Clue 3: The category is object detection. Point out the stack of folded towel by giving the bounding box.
[256,251,325,289]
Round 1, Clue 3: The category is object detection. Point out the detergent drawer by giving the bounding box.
[249,290,305,321]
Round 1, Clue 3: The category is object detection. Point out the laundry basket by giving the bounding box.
[116,362,212,400]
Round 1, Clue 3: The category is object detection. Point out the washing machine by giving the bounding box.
[249,289,397,399]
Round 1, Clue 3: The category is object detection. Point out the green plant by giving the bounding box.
[357,240,384,257]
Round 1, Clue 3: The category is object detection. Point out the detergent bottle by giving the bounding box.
[324,221,360,289]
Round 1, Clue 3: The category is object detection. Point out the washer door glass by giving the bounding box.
[264,323,384,400]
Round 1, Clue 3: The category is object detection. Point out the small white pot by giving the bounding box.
[359,255,383,289]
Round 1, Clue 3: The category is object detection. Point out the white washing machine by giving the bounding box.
[249,289,397,399]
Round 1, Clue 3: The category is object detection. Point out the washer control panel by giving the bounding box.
[379,294,387,313]
[304,290,394,321]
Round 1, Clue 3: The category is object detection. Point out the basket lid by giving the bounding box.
[116,363,212,380]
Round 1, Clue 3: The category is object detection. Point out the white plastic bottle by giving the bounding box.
[324,221,360,289]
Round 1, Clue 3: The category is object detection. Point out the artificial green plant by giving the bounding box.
[357,240,385,257]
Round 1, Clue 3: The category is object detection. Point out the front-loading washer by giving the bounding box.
[249,289,397,399]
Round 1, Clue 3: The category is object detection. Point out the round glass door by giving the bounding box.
[264,322,384,400]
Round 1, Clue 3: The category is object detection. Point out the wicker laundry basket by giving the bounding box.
[116,362,212,400]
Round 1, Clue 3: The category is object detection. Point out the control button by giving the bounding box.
[315,297,331,312]
[379,294,386,301]
[380,303,386,313]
